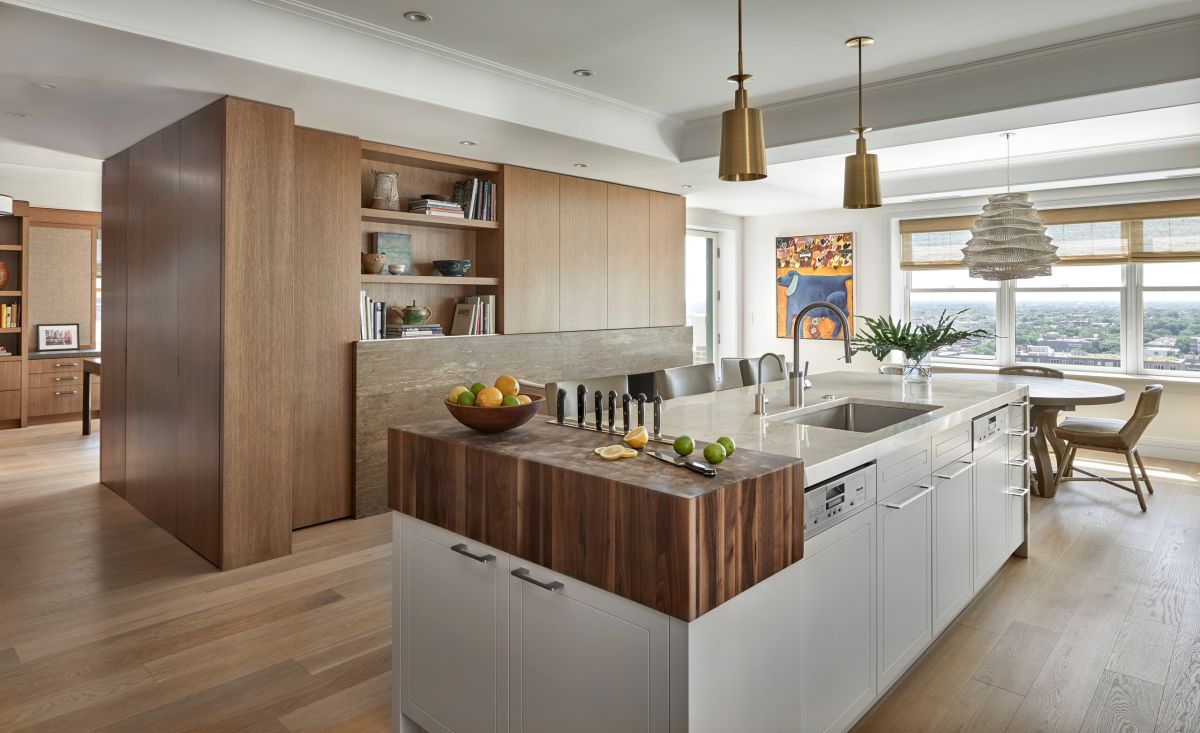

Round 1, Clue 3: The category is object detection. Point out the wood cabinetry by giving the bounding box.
[648,191,685,327]
[493,167,560,334]
[606,185,651,330]
[559,176,608,331]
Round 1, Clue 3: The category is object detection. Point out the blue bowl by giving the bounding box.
[433,259,473,277]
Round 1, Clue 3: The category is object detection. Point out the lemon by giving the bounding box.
[448,385,469,403]
[476,387,504,407]
[515,394,532,405]
[622,425,648,450]
[495,375,520,398]
[501,395,520,407]
[619,447,638,458]
[597,445,627,461]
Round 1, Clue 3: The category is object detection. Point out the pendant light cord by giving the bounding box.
[857,41,864,134]
[736,0,745,83]
[1005,132,1012,193]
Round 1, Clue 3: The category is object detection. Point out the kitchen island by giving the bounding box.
[389,372,1031,733]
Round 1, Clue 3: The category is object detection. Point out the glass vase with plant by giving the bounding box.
[851,309,990,383]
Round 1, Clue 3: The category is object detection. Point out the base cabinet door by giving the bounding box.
[800,509,877,733]
[932,460,974,634]
[509,561,670,733]
[877,482,934,690]
[398,517,509,733]
[973,438,1009,591]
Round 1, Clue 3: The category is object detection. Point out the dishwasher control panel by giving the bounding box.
[804,463,877,538]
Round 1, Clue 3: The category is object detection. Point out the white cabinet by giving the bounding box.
[972,436,1010,591]
[509,562,671,733]
[799,508,877,733]
[397,516,510,733]
[877,481,933,690]
[1006,400,1031,555]
[932,458,975,634]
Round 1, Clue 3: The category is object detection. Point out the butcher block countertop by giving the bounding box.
[388,420,804,621]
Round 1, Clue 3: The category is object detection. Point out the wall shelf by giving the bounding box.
[0,327,22,334]
[0,245,22,252]
[360,141,500,175]
[0,290,23,296]
[361,274,498,286]
[360,208,497,230]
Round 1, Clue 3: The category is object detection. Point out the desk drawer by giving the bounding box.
[0,390,17,420]
[30,358,86,374]
[29,385,83,417]
[30,370,83,388]
[0,361,20,391]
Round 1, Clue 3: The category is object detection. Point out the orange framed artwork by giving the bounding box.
[775,232,855,340]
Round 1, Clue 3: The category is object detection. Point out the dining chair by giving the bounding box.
[739,354,788,385]
[999,365,1065,379]
[545,374,630,418]
[654,363,718,400]
[879,364,903,376]
[1052,384,1163,511]
[720,358,746,389]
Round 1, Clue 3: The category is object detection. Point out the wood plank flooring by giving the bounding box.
[3,422,1199,732]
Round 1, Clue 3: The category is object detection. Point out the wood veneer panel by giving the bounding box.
[606,184,650,329]
[498,166,559,334]
[100,151,128,496]
[220,98,295,569]
[176,100,225,564]
[389,421,804,620]
[559,176,608,331]
[124,125,180,534]
[648,191,685,327]
[292,127,359,529]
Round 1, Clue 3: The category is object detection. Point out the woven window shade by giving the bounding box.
[900,198,1200,270]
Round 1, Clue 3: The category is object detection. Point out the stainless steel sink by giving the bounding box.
[767,398,940,433]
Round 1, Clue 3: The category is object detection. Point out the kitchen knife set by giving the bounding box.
[550,386,674,445]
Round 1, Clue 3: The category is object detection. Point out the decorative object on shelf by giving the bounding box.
[369,170,400,210]
[433,259,472,277]
[361,252,387,275]
[0,259,8,289]
[843,36,881,209]
[401,300,431,325]
[961,133,1059,281]
[718,0,766,182]
[0,194,11,217]
[850,310,990,384]
[775,232,854,339]
[36,323,79,351]
[371,232,412,274]
[444,393,545,434]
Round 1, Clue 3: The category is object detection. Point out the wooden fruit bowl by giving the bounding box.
[444,394,545,434]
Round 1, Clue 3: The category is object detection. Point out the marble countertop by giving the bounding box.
[658,371,1028,486]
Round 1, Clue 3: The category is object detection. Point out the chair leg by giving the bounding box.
[1055,443,1078,494]
[1124,450,1148,512]
[1133,449,1154,495]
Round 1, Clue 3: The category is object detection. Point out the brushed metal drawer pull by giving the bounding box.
[934,460,974,481]
[1006,429,1029,437]
[1007,458,1029,468]
[55,376,79,382]
[54,362,80,368]
[512,568,564,592]
[450,543,495,564]
[886,485,933,510]
[54,390,78,396]
[1006,487,1031,497]
[1007,401,1028,407]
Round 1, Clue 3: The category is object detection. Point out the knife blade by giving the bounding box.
[646,449,717,477]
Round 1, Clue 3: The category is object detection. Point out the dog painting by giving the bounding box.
[775,233,855,339]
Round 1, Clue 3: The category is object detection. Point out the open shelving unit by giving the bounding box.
[0,203,28,427]
[357,141,501,337]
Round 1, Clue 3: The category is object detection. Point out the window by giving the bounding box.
[899,202,1200,377]
[685,231,716,364]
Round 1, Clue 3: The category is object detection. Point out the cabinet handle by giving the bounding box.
[511,568,564,592]
[1007,401,1028,407]
[450,543,496,564]
[1007,458,1029,468]
[54,390,79,396]
[1006,487,1031,497]
[1006,429,1029,437]
[885,485,933,510]
[934,460,974,481]
[55,376,79,382]
[55,362,80,368]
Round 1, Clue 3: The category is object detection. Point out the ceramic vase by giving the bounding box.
[0,260,8,290]
[370,170,400,211]
[361,252,387,275]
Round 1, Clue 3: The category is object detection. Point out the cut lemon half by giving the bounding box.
[622,425,649,450]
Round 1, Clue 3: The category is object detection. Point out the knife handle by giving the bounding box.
[594,391,603,432]
[556,388,566,424]
[622,394,631,433]
[652,396,663,438]
[576,385,587,426]
[681,459,717,477]
[636,393,646,427]
[608,391,617,431]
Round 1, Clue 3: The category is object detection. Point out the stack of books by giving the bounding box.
[451,294,496,335]
[453,178,498,221]
[0,302,19,329]
[408,198,465,218]
[359,291,386,340]
[385,323,444,339]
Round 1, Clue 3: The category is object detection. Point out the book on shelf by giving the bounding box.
[408,198,465,218]
[450,294,495,336]
[0,302,19,329]
[452,178,498,221]
[359,291,387,341]
[386,323,444,339]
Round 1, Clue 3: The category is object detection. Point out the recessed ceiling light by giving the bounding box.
[6,112,32,118]
[681,184,694,189]
[403,10,432,22]
[573,163,589,168]
[33,82,57,90]
[572,69,594,78]
[459,140,478,146]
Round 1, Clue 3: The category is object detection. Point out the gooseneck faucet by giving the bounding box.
[754,353,786,415]
[790,301,853,407]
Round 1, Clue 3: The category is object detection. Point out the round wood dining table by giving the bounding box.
[939,373,1126,497]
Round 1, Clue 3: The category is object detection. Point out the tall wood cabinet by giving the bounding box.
[102,97,298,569]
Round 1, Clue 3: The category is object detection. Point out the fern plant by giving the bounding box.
[850,309,990,362]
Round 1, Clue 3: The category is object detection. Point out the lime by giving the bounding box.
[716,436,736,456]
[447,385,469,403]
[501,395,520,407]
[456,390,477,407]
[470,382,487,395]
[703,442,727,465]
[673,435,694,457]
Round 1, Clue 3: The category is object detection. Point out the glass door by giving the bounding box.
[685,231,716,364]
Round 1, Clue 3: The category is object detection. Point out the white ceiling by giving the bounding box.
[279,0,1200,118]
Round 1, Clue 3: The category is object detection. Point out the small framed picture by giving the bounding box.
[37,323,79,351]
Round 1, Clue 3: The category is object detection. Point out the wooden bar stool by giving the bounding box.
[1052,385,1162,511]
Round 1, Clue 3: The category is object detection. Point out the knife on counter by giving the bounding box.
[645,449,717,477]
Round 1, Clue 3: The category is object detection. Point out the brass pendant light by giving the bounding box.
[843,36,881,208]
[718,0,767,182]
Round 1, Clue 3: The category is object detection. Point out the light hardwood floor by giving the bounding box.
[2,422,1198,732]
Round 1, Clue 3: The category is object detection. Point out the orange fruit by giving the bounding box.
[494,375,520,398]
[476,387,504,407]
